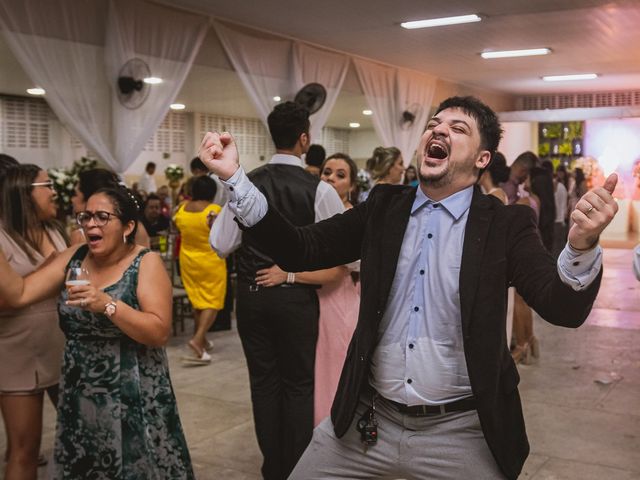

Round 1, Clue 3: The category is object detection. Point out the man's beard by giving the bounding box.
[418,164,452,189]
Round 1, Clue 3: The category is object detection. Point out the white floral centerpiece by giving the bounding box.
[48,157,98,216]
[164,164,184,188]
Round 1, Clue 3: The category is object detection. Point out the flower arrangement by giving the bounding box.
[48,157,98,215]
[164,164,184,185]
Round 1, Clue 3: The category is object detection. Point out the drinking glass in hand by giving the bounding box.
[65,267,90,290]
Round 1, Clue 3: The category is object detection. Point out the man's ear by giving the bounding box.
[475,150,491,170]
[300,132,310,148]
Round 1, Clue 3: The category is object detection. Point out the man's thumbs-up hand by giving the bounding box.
[567,173,619,251]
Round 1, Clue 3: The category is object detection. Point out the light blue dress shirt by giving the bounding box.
[370,185,603,406]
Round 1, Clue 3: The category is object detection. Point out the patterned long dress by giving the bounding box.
[54,245,194,479]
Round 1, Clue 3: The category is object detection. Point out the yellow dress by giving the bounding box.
[173,203,227,310]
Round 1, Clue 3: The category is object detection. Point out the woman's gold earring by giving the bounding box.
[123,233,127,244]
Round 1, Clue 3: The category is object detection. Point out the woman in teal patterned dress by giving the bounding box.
[0,186,193,479]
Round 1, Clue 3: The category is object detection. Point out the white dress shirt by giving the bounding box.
[138,172,157,194]
[555,182,568,224]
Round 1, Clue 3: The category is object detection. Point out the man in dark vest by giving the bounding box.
[202,96,618,479]
[209,101,343,480]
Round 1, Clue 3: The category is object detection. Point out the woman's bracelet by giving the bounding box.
[286,272,296,284]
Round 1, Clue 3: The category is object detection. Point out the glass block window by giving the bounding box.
[199,113,273,156]
[1,96,50,149]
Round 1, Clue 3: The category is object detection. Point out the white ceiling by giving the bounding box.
[170,0,640,94]
[1,0,640,130]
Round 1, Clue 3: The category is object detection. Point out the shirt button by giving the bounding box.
[419,269,425,275]
[427,233,433,239]
[433,203,440,208]
[229,186,234,191]
[572,261,580,266]
[414,306,419,312]
[407,378,413,384]
[409,343,414,349]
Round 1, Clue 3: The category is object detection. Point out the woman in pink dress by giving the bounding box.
[313,154,360,425]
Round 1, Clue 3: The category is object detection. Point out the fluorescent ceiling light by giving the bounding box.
[401,14,481,29]
[27,87,45,95]
[143,77,163,84]
[349,122,361,128]
[481,48,551,59]
[273,96,281,102]
[362,109,373,116]
[542,73,598,82]
[170,103,185,110]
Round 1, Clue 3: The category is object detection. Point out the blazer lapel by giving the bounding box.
[459,187,495,337]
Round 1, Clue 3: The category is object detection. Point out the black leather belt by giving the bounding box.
[246,283,319,292]
[383,396,476,417]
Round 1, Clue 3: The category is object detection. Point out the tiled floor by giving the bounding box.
[1,248,638,479]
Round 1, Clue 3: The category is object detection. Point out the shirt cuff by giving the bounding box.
[220,167,251,203]
[219,166,267,227]
[557,243,602,291]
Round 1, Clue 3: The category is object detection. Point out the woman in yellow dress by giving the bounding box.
[173,176,227,363]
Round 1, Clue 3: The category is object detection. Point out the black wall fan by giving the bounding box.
[117,58,151,110]
[400,102,424,130]
[294,83,327,114]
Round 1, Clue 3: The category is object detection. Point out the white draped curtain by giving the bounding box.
[213,21,294,126]
[0,0,208,173]
[293,43,350,142]
[214,21,350,144]
[106,0,208,171]
[354,58,436,166]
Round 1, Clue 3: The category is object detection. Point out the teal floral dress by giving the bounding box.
[54,246,194,479]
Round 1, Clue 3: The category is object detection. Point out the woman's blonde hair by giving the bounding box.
[366,146,401,181]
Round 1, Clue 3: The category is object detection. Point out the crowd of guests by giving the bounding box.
[0,94,621,480]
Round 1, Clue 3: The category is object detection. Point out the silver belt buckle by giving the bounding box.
[249,284,259,292]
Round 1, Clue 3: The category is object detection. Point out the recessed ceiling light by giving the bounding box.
[481,48,551,59]
[273,96,281,102]
[349,122,361,128]
[143,77,163,85]
[542,73,598,82]
[401,14,481,29]
[26,87,45,95]
[362,109,373,116]
[170,103,185,110]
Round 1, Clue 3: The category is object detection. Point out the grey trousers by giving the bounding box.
[289,393,506,480]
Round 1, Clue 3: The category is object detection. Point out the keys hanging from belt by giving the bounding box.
[356,393,378,452]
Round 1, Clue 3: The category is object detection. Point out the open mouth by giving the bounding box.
[426,141,449,160]
[86,233,103,247]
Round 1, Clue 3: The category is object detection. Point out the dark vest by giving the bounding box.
[236,163,319,284]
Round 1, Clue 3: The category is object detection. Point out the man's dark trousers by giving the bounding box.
[236,281,319,480]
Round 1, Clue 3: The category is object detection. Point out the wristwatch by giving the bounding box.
[104,298,117,318]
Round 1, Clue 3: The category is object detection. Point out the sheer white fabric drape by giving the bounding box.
[106,0,208,171]
[0,0,207,173]
[213,21,293,127]
[0,0,116,166]
[354,58,436,166]
[214,21,350,143]
[293,43,349,142]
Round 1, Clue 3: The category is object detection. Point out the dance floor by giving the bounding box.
[1,247,638,479]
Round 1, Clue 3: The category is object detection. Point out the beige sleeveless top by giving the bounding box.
[0,227,66,392]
